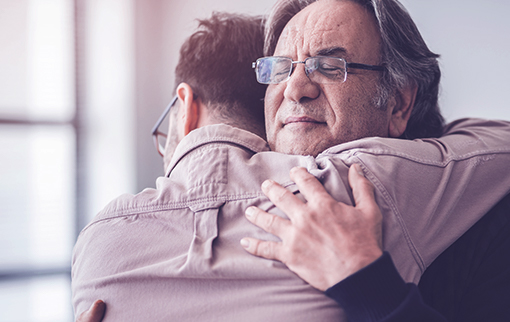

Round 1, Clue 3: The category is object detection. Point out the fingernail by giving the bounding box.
[261,179,273,191]
[240,238,250,249]
[245,206,255,218]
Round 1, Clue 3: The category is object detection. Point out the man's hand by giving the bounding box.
[240,164,383,291]
[76,300,106,322]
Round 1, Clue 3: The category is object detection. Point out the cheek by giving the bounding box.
[327,82,388,139]
[264,85,283,130]
[322,86,355,122]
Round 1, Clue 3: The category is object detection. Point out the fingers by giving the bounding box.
[241,206,290,261]
[348,164,376,208]
[244,206,291,235]
[240,237,281,261]
[76,300,106,322]
[260,179,305,219]
[241,164,384,290]
[288,167,331,204]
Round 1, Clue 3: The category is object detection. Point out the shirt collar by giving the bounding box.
[165,124,270,177]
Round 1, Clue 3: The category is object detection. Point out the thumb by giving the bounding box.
[348,164,376,209]
[349,164,384,250]
[76,300,106,322]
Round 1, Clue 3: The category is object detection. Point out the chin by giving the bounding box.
[276,143,321,157]
[272,131,331,157]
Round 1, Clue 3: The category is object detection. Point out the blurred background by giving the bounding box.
[0,0,509,321]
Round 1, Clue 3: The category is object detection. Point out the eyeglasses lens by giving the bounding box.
[256,57,347,84]
[256,58,291,84]
[305,57,347,83]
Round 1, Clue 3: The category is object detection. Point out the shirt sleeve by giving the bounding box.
[325,252,447,322]
[318,118,510,283]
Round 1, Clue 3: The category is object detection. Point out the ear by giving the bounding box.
[176,83,200,136]
[388,84,417,138]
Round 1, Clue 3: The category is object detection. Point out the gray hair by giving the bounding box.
[264,0,444,139]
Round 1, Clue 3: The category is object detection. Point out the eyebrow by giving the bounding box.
[315,47,348,57]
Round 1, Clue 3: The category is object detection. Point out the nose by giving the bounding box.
[283,62,320,103]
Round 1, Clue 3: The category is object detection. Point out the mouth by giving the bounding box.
[283,116,325,126]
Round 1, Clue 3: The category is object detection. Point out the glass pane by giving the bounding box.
[0,275,72,322]
[0,0,74,121]
[0,125,75,269]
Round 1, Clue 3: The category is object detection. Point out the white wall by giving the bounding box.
[401,0,510,122]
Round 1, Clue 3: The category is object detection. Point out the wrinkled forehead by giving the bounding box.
[274,0,381,62]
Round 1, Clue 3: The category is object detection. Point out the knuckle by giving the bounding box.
[263,213,277,230]
[252,240,262,255]
[254,241,273,259]
[309,194,335,211]
[271,187,291,204]
[263,243,275,258]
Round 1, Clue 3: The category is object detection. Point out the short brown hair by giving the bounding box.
[175,12,267,136]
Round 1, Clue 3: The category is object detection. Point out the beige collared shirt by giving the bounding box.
[72,118,510,321]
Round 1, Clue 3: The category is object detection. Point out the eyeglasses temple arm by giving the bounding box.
[346,62,385,71]
[151,95,178,135]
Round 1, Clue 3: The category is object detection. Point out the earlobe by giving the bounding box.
[388,84,417,138]
[176,83,200,136]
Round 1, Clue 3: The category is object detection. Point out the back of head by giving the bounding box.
[175,12,267,137]
[265,0,445,139]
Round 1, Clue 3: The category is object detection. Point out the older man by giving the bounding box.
[244,0,438,284]
[242,0,510,320]
[73,2,510,322]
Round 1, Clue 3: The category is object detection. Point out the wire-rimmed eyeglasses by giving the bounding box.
[151,95,178,157]
[252,56,385,85]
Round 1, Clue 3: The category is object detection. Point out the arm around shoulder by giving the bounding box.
[325,252,447,322]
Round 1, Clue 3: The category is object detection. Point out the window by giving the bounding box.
[0,0,135,320]
[0,0,75,321]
